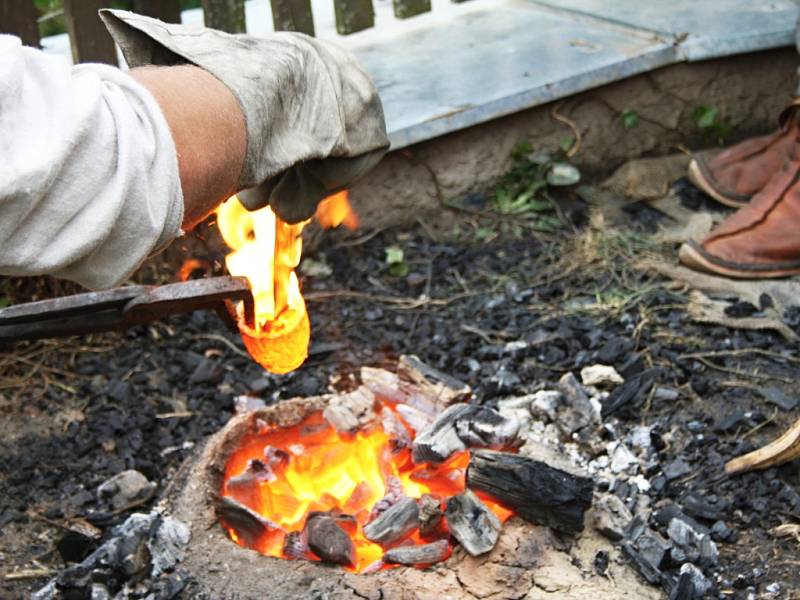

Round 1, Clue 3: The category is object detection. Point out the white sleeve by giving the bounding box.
[0,34,184,290]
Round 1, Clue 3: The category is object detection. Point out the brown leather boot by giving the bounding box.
[679,159,800,278]
[688,102,800,208]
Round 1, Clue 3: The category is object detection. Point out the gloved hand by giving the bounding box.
[99,9,389,224]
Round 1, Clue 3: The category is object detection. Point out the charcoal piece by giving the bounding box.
[364,496,419,546]
[305,515,355,566]
[669,571,694,600]
[653,504,709,536]
[667,518,718,567]
[412,404,519,464]
[369,476,406,521]
[601,369,657,418]
[383,539,450,566]
[217,496,282,547]
[395,403,434,433]
[759,387,798,411]
[663,458,692,481]
[322,387,376,434]
[444,490,500,556]
[417,494,445,539]
[557,372,599,434]
[622,530,671,585]
[681,493,725,521]
[710,520,733,542]
[467,449,593,533]
[625,514,647,542]
[147,516,190,577]
[97,470,156,510]
[282,530,309,560]
[592,494,633,541]
[398,354,471,406]
[679,563,712,598]
[381,407,412,452]
[360,367,406,404]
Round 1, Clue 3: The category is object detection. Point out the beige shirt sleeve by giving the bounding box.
[0,34,183,290]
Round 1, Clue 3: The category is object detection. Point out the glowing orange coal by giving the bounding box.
[220,407,514,573]
[215,192,357,373]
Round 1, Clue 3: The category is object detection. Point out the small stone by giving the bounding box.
[593,494,633,541]
[97,470,156,510]
[765,582,781,594]
[580,364,624,387]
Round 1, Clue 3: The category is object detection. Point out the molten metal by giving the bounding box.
[215,192,357,373]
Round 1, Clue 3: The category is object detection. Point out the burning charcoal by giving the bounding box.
[323,387,376,434]
[217,496,283,547]
[369,476,406,520]
[362,559,386,574]
[226,459,276,507]
[417,494,445,539]
[361,367,406,404]
[557,372,601,434]
[97,470,156,510]
[398,354,471,407]
[305,514,355,566]
[444,490,500,556]
[282,530,309,560]
[592,494,633,542]
[396,403,434,433]
[467,449,594,534]
[383,539,450,566]
[264,445,290,468]
[381,407,412,452]
[364,496,419,547]
[412,404,519,464]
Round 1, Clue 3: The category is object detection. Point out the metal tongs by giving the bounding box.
[0,276,255,343]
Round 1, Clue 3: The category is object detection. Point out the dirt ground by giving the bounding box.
[3,148,800,598]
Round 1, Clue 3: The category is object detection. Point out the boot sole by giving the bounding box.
[679,241,800,279]
[687,160,750,209]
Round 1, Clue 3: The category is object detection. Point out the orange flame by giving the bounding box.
[215,191,357,374]
[221,408,514,573]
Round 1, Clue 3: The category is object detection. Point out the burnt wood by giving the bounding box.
[216,496,282,547]
[383,539,450,565]
[0,0,39,47]
[282,530,309,560]
[467,450,594,534]
[305,514,355,566]
[444,490,500,556]
[63,0,117,65]
[363,496,419,546]
[270,0,315,36]
[398,354,471,406]
[132,0,182,23]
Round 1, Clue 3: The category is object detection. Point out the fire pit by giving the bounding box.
[156,356,608,598]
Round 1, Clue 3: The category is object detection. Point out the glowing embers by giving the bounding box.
[214,192,357,374]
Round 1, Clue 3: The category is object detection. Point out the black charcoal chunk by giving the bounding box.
[364,496,419,546]
[305,515,355,566]
[444,490,500,556]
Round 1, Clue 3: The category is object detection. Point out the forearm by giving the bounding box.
[130,65,246,229]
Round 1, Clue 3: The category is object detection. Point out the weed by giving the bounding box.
[692,105,731,143]
[621,109,639,129]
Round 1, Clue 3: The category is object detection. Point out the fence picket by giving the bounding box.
[63,0,117,64]
[132,0,183,23]
[0,0,40,47]
[333,0,374,34]
[392,0,431,19]
[201,0,246,33]
[270,0,315,36]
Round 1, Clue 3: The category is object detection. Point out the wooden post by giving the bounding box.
[201,0,246,33]
[270,0,315,36]
[392,0,430,19]
[0,0,40,47]
[333,0,374,34]
[63,0,117,65]
[132,0,183,23]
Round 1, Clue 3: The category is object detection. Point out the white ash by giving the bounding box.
[233,394,267,414]
[580,364,624,387]
[529,390,562,421]
[607,441,639,474]
[148,516,190,577]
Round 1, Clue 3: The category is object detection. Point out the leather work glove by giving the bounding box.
[99,9,389,224]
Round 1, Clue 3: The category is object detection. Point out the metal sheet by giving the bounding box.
[531,0,798,61]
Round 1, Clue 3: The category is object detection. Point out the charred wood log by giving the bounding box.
[412,404,519,464]
[216,496,283,547]
[363,496,419,546]
[444,490,500,556]
[398,354,471,406]
[304,514,356,566]
[383,539,450,566]
[381,407,412,452]
[467,450,594,534]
